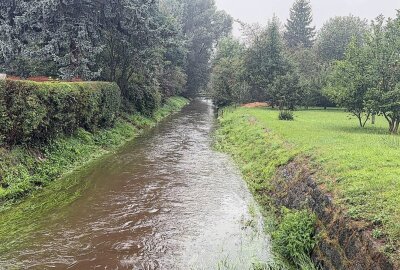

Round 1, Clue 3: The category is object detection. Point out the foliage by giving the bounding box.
[0,0,229,112]
[210,37,249,106]
[0,0,103,79]
[245,16,290,102]
[272,208,317,266]
[326,39,373,127]
[288,47,333,108]
[217,106,400,260]
[327,12,400,133]
[0,96,188,205]
[284,0,316,48]
[270,70,303,110]
[278,110,294,121]
[211,16,311,108]
[365,14,400,133]
[0,80,120,145]
[182,0,233,95]
[315,15,369,62]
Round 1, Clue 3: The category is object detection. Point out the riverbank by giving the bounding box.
[215,107,399,269]
[0,98,272,269]
[0,96,189,255]
[0,96,189,210]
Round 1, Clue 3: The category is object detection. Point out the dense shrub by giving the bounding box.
[278,110,294,121]
[0,80,121,145]
[272,208,317,266]
[123,79,162,117]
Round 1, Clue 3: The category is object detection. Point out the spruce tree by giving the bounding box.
[284,0,316,48]
[245,16,289,101]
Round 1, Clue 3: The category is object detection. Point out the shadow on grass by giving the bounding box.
[327,125,389,136]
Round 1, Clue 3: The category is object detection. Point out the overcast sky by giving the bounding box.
[215,0,399,35]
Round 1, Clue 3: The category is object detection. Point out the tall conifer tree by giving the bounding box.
[284,0,315,48]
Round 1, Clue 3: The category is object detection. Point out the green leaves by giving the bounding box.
[183,0,233,95]
[272,208,317,267]
[0,81,121,145]
[211,37,248,106]
[315,16,369,62]
[284,0,316,48]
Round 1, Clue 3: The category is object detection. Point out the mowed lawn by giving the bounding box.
[229,107,400,249]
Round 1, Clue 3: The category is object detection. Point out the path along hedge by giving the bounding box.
[0,80,121,145]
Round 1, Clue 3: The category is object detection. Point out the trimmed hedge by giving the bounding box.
[0,80,121,145]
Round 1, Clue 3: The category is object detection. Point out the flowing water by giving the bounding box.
[0,99,271,270]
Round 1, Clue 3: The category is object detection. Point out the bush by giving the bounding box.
[272,208,317,265]
[0,80,121,145]
[123,79,161,116]
[278,110,294,121]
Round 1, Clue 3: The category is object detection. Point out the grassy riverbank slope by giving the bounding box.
[215,107,400,266]
[0,96,189,208]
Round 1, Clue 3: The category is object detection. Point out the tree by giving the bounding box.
[182,0,233,96]
[95,0,166,114]
[326,39,373,127]
[210,37,248,106]
[327,13,400,133]
[0,0,104,79]
[288,47,333,108]
[270,70,303,110]
[366,14,400,133]
[284,0,316,48]
[159,0,188,98]
[245,16,289,102]
[315,15,369,63]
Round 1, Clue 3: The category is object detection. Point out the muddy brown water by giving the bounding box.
[0,99,271,270]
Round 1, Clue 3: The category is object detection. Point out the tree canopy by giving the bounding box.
[315,15,369,62]
[328,12,400,133]
[0,0,231,114]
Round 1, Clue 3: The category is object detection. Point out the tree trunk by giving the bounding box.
[362,112,371,127]
[389,121,394,133]
[371,113,376,125]
[394,120,400,134]
[383,113,397,134]
[356,113,363,128]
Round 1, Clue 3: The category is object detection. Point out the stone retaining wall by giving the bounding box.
[270,159,396,270]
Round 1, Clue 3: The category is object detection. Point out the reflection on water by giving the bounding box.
[0,99,271,269]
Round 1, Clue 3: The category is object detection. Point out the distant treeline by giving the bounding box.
[210,1,400,133]
[0,0,232,114]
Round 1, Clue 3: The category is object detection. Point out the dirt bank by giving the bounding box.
[271,158,396,270]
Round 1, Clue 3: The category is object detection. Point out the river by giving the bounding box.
[0,99,271,270]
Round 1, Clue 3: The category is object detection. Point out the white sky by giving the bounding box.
[215,0,399,35]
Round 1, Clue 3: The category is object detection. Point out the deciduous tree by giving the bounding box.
[210,37,248,106]
[326,39,373,127]
[315,15,369,62]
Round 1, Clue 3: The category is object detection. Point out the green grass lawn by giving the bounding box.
[217,107,400,256]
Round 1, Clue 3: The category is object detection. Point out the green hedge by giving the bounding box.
[0,80,121,145]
